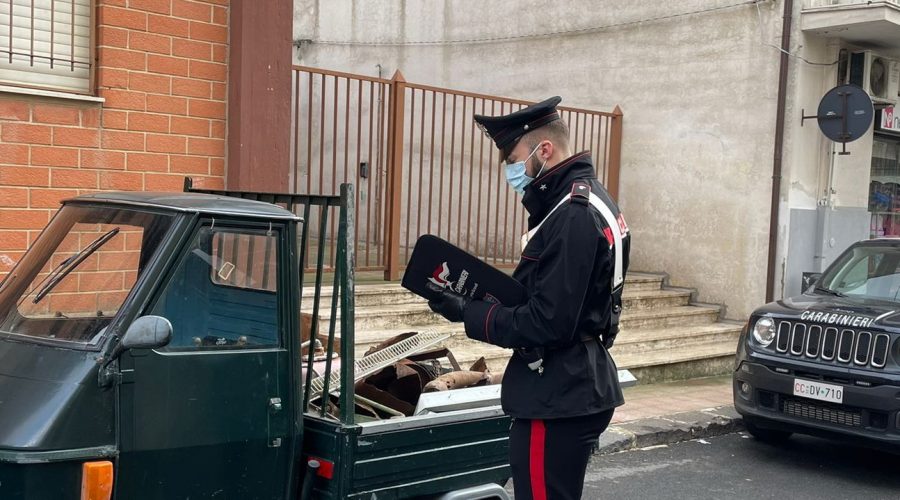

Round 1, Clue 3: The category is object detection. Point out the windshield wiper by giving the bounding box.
[31,227,120,305]
[815,285,846,297]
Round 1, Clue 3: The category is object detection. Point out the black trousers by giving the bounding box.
[509,409,615,500]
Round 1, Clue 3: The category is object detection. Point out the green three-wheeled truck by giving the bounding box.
[0,180,511,499]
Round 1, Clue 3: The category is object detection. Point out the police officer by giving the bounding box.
[427,96,630,500]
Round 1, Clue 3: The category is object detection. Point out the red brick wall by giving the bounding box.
[0,0,228,276]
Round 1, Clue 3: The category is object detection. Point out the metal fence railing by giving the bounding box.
[291,66,623,280]
[291,68,391,273]
[397,82,622,269]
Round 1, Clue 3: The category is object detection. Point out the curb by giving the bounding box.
[597,405,743,455]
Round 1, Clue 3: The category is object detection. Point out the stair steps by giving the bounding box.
[303,272,743,384]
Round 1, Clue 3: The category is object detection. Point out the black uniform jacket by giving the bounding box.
[463,152,630,419]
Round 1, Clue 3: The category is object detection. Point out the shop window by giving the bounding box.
[869,136,900,238]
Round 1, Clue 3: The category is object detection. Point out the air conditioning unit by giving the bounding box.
[847,51,899,106]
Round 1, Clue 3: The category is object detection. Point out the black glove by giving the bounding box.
[425,282,471,323]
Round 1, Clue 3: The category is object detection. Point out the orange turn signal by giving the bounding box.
[81,461,113,500]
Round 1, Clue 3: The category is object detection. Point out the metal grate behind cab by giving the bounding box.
[774,321,891,369]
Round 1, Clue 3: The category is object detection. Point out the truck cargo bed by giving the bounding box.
[302,407,511,499]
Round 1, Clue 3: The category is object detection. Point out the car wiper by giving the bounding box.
[17,253,78,307]
[814,285,845,297]
[31,228,120,305]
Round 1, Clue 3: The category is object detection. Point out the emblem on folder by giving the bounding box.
[427,261,471,295]
[428,262,451,288]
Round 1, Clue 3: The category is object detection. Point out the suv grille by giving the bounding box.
[781,397,862,427]
[775,321,890,369]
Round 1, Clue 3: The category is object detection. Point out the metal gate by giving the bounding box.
[291,66,623,280]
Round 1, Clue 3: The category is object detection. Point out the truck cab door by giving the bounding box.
[116,220,294,499]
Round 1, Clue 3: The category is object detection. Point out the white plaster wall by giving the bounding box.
[830,136,875,207]
[777,30,837,296]
[293,0,787,319]
[782,37,837,213]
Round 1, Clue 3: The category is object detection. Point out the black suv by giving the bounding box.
[734,238,900,448]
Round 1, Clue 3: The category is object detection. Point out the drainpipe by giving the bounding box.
[766,0,793,303]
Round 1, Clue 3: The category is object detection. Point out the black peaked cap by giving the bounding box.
[473,96,562,157]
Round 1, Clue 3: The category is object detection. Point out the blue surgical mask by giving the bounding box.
[504,143,547,195]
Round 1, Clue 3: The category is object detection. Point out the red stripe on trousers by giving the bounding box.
[529,419,547,500]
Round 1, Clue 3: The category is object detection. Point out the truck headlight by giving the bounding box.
[752,317,776,347]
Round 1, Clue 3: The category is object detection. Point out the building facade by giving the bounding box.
[0,0,295,278]
[293,0,900,319]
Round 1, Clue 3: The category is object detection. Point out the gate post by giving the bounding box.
[384,70,406,281]
[607,105,623,202]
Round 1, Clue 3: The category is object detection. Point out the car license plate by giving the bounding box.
[792,378,843,404]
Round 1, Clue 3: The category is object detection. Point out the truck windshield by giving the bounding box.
[818,244,900,302]
[0,204,175,346]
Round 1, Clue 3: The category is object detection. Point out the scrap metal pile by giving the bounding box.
[305,331,503,421]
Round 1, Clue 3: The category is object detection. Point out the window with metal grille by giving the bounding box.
[0,0,93,94]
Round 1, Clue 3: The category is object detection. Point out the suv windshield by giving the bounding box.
[818,243,900,302]
[0,204,175,346]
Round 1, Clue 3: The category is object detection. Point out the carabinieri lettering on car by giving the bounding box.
[798,310,874,328]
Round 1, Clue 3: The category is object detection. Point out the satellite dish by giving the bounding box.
[803,84,874,155]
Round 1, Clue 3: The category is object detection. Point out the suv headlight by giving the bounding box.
[752,317,776,347]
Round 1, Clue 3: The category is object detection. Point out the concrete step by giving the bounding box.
[346,324,741,380]
[348,321,741,358]
[618,305,720,330]
[302,283,420,309]
[439,335,738,377]
[613,340,739,385]
[623,288,691,310]
[301,272,668,308]
[614,337,738,369]
[614,323,742,352]
[388,336,740,382]
[305,302,720,334]
[438,337,741,384]
[303,270,734,384]
[301,286,690,318]
[621,272,666,291]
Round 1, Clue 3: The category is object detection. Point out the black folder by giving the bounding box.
[401,235,527,306]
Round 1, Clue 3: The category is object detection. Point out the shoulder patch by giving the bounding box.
[570,181,590,205]
[617,212,629,235]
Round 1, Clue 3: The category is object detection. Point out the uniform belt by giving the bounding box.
[539,334,601,352]
[522,334,603,374]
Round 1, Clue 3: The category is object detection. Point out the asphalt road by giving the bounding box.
[579,432,900,500]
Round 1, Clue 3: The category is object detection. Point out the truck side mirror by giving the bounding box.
[121,315,172,350]
[99,315,173,387]
[802,272,823,292]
